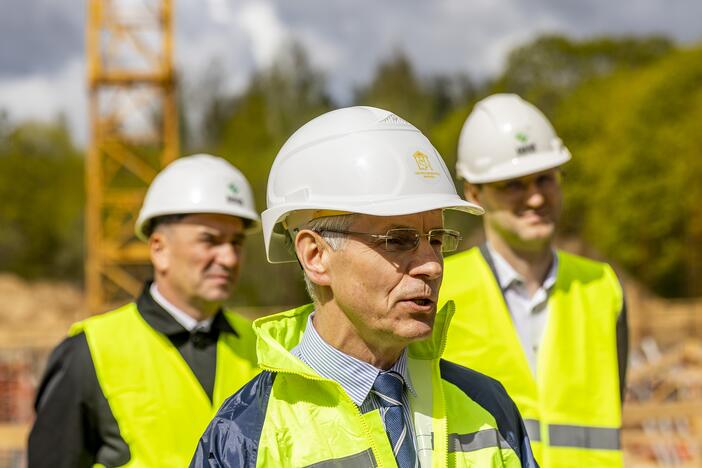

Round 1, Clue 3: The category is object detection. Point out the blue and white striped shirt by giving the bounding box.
[292,313,418,465]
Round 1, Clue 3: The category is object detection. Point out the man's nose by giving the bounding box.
[524,184,546,207]
[216,242,241,268]
[409,239,443,280]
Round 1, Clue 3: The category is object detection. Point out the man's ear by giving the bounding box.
[295,230,332,287]
[464,181,481,204]
[149,230,170,274]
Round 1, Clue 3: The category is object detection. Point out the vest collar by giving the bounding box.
[253,301,456,376]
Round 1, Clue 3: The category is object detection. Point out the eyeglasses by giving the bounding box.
[315,228,462,252]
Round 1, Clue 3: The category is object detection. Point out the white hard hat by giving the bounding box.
[135,154,260,241]
[456,94,571,183]
[262,106,484,263]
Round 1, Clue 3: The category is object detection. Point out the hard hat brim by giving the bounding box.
[458,149,571,184]
[135,208,261,241]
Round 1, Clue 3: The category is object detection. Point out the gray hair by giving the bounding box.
[293,214,355,304]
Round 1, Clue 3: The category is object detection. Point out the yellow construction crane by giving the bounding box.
[85,0,179,313]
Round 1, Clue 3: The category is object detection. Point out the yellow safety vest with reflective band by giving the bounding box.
[439,247,623,467]
[193,302,537,467]
[70,302,258,468]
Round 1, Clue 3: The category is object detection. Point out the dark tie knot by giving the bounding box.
[372,371,405,407]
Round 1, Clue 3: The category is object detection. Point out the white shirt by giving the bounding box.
[487,244,558,376]
[149,283,214,333]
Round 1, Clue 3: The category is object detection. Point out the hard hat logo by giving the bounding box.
[412,151,439,179]
[514,131,536,155]
[227,182,243,205]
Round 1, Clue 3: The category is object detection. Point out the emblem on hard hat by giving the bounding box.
[227,181,243,205]
[514,132,536,156]
[413,151,439,179]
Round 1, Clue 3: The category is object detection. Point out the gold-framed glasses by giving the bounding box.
[316,228,462,252]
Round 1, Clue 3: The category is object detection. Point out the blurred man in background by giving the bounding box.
[439,93,628,467]
[192,106,537,468]
[28,154,260,468]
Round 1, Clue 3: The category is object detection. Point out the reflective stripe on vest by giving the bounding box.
[524,419,541,442]
[526,420,621,450]
[71,303,258,467]
[448,430,512,453]
[549,425,621,450]
[440,247,623,467]
[304,449,377,468]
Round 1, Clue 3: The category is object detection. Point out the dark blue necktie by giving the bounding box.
[371,371,416,468]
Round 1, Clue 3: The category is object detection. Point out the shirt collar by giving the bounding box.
[292,312,416,406]
[136,281,236,337]
[486,243,558,292]
[150,283,214,332]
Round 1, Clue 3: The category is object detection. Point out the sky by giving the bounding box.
[0,0,701,145]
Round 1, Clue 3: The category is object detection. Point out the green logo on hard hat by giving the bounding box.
[515,131,536,156]
[227,182,243,205]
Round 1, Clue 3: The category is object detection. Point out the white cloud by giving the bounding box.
[0,57,87,144]
[235,1,288,69]
[207,0,235,24]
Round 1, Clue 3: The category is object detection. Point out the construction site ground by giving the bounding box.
[1,273,701,467]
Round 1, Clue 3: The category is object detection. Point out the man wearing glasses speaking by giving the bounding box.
[191,106,538,467]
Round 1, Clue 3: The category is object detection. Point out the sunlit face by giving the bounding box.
[325,210,444,348]
[468,168,563,250]
[151,213,246,311]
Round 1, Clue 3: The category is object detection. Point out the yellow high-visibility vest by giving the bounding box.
[194,302,535,467]
[70,302,258,467]
[439,247,623,467]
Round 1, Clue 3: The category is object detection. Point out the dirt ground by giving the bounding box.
[0,273,84,348]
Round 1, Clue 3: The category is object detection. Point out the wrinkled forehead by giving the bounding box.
[351,210,444,231]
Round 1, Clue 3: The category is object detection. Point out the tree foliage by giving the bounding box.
[493,34,674,114]
[554,46,702,297]
[0,118,84,280]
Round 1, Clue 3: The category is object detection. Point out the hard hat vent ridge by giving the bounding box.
[379,113,412,127]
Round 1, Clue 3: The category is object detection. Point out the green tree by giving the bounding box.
[0,117,84,280]
[555,45,702,297]
[493,34,674,114]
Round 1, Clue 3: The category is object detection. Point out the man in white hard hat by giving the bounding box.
[29,155,260,468]
[439,94,628,467]
[191,107,538,468]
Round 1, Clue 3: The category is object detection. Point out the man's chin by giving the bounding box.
[519,224,555,244]
[396,319,434,343]
[200,287,232,304]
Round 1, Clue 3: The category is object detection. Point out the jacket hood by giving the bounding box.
[253,301,456,374]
